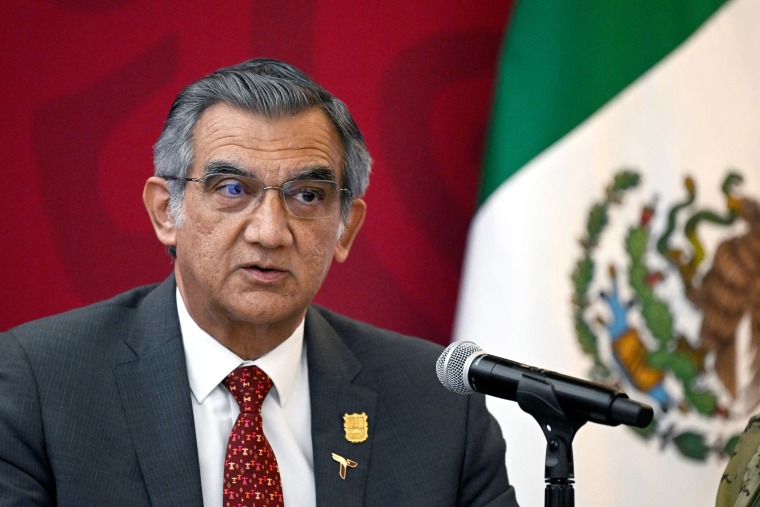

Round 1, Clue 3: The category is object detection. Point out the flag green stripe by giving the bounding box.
[479,0,728,204]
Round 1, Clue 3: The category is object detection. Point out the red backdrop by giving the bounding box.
[0,0,513,345]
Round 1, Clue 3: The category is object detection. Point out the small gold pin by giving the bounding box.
[343,413,368,443]
[331,453,358,479]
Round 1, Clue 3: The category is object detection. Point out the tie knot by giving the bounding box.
[222,365,273,413]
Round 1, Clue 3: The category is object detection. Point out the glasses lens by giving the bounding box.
[282,180,339,219]
[200,173,263,213]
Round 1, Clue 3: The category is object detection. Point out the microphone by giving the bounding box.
[436,341,653,428]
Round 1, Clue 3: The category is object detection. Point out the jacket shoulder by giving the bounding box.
[2,280,171,360]
[309,304,444,359]
[7,282,159,329]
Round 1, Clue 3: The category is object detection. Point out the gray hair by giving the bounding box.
[154,58,371,240]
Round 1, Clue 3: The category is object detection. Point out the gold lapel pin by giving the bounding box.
[331,453,358,480]
[343,412,368,443]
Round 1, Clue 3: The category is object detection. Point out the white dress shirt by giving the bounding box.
[177,289,316,507]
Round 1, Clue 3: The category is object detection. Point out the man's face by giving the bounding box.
[158,103,364,343]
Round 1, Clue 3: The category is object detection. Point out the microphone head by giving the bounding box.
[436,341,483,395]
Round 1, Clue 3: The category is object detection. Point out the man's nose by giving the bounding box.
[243,188,294,247]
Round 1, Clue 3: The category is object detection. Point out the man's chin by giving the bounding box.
[223,299,307,331]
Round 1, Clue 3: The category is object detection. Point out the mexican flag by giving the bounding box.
[454,1,760,505]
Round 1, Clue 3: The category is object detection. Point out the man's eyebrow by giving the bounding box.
[291,166,338,182]
[202,162,254,178]
[201,162,337,182]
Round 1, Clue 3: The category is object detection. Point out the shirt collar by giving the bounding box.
[177,288,305,407]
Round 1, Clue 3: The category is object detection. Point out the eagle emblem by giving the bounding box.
[571,169,757,461]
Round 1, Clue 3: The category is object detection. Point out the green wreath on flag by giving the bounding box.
[571,169,741,461]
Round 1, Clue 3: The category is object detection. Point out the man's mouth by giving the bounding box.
[241,263,287,282]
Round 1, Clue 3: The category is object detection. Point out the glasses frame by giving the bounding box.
[160,173,352,220]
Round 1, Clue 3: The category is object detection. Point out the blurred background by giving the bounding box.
[0,0,513,343]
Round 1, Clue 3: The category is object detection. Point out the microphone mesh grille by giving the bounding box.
[435,341,482,395]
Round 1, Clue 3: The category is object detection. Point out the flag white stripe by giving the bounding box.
[455,0,760,504]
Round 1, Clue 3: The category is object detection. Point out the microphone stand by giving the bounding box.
[515,374,587,507]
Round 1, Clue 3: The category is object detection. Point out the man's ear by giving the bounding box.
[143,176,177,249]
[334,198,366,263]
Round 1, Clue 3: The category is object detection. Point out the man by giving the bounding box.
[0,59,518,506]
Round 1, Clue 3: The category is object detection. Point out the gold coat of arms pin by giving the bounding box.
[343,412,368,443]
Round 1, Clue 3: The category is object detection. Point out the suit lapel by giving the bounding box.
[306,309,378,507]
[113,277,203,507]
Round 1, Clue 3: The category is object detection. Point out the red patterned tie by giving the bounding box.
[222,365,284,507]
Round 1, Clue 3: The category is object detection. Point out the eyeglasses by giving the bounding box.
[161,172,351,220]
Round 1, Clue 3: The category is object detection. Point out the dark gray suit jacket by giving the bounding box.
[0,276,517,506]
